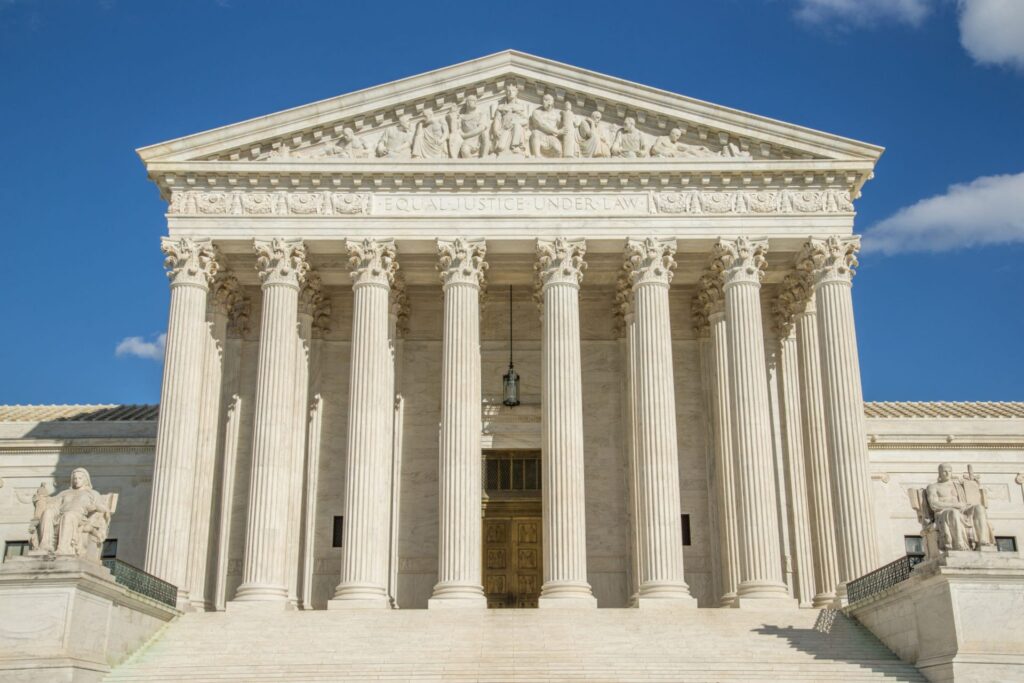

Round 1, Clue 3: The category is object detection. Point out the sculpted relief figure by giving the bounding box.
[412,109,451,159]
[376,113,416,159]
[611,116,647,158]
[28,468,115,562]
[924,463,996,552]
[448,95,491,158]
[529,93,564,158]
[320,127,369,159]
[576,110,610,158]
[491,83,530,157]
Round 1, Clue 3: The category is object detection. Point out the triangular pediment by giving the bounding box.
[137,51,882,166]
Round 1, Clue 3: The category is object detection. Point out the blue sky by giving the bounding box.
[1,0,1022,405]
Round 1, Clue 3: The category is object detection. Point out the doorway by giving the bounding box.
[482,450,542,608]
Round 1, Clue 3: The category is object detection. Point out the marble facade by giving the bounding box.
[2,53,1023,620]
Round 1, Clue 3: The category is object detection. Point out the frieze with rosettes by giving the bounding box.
[650,188,854,215]
[169,191,371,216]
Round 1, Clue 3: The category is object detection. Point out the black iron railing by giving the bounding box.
[102,558,177,608]
[846,554,925,605]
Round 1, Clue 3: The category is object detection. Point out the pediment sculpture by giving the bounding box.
[908,463,996,558]
[256,84,754,162]
[27,467,118,563]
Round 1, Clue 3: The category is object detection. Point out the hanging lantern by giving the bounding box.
[502,285,520,407]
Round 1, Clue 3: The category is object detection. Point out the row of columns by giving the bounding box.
[693,235,878,608]
[148,232,876,611]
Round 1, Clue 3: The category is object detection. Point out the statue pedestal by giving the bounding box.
[0,556,178,682]
[847,551,1024,683]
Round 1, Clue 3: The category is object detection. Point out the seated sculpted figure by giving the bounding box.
[926,463,995,552]
[29,468,114,562]
[576,110,610,158]
[375,114,415,159]
[320,127,368,159]
[611,117,647,158]
[412,110,451,159]
[448,95,491,158]
[491,83,530,157]
[529,94,563,158]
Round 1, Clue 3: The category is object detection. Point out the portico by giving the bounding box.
[136,51,884,611]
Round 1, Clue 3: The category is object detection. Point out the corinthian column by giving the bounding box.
[771,286,816,608]
[785,274,841,607]
[695,275,740,607]
[429,238,488,609]
[146,237,218,606]
[626,237,695,607]
[185,271,239,610]
[231,238,308,608]
[330,238,398,609]
[799,236,878,589]
[711,237,792,606]
[535,238,596,608]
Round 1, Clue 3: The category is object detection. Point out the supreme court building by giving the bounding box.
[6,53,1024,641]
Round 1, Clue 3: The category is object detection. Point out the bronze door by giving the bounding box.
[483,510,542,608]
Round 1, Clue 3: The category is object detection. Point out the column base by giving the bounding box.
[812,592,837,609]
[228,582,290,609]
[328,583,391,609]
[538,581,597,608]
[637,580,695,604]
[718,591,737,608]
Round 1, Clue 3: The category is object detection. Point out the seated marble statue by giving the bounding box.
[650,128,717,159]
[28,468,115,562]
[923,463,995,552]
[576,111,610,158]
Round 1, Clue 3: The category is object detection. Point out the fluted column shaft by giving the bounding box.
[801,236,879,586]
[430,239,487,608]
[184,273,237,610]
[232,239,308,607]
[146,238,218,605]
[713,237,790,604]
[331,238,397,609]
[709,306,741,606]
[536,238,596,608]
[627,237,695,606]
[285,302,313,605]
[794,299,840,605]
[777,331,816,607]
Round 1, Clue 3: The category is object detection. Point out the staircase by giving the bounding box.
[106,607,925,682]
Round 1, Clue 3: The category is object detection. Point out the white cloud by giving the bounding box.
[958,0,1024,71]
[794,0,933,27]
[862,172,1024,255]
[115,333,166,361]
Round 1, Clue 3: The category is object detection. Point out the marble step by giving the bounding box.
[105,608,926,682]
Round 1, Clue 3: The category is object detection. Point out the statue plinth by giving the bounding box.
[848,550,1024,683]
[1,534,175,682]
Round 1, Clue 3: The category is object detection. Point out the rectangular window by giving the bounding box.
[996,536,1017,552]
[681,514,691,546]
[102,539,118,560]
[333,516,344,548]
[904,535,925,556]
[3,541,29,562]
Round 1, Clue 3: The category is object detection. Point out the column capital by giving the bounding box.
[797,235,860,287]
[208,272,241,318]
[692,273,725,337]
[161,237,219,289]
[437,238,487,289]
[347,238,398,289]
[624,237,677,288]
[536,237,586,289]
[254,238,309,289]
[710,237,768,288]
[771,272,811,338]
[390,272,410,338]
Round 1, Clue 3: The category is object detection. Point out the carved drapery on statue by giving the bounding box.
[909,464,996,557]
[28,468,117,563]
